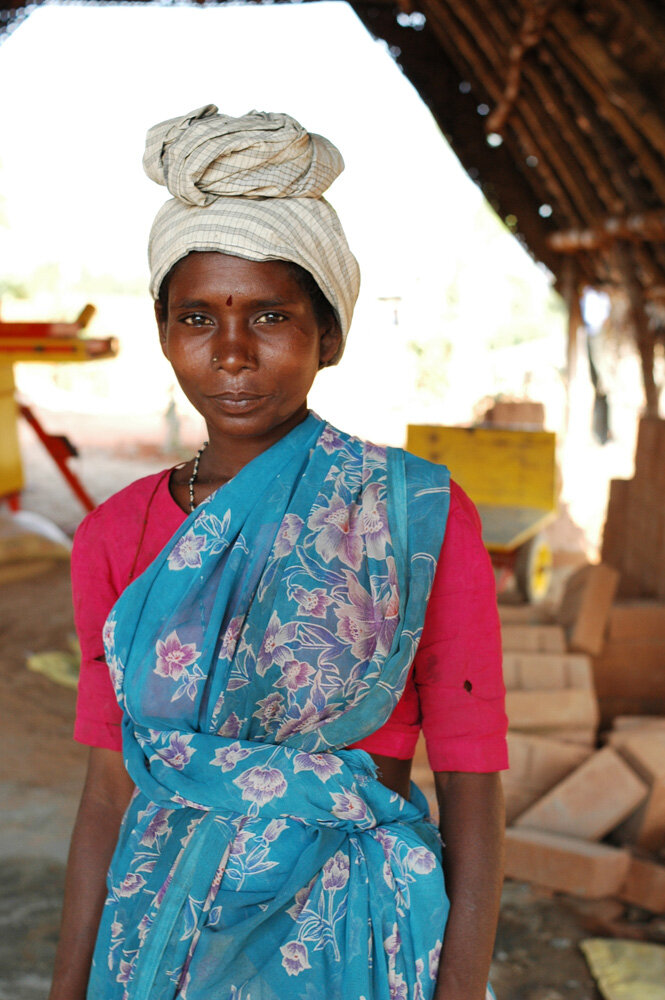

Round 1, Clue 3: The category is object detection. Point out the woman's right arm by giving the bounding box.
[49,748,135,1000]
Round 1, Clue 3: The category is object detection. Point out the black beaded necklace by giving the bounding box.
[188,442,208,513]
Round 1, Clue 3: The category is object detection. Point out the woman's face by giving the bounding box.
[156,252,341,450]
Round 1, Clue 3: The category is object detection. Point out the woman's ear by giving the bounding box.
[318,320,342,368]
[155,300,168,355]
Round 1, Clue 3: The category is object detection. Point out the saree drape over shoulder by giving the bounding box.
[92,414,452,1000]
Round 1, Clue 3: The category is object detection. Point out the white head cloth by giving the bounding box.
[145,105,360,362]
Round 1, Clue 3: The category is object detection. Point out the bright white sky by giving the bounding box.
[0,0,540,296]
[0,1,570,447]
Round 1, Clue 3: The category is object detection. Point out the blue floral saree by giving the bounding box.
[93,413,455,1000]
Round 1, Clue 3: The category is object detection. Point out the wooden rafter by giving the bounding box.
[474,1,627,226]
[1,0,665,300]
[425,0,583,224]
[549,10,665,203]
[552,8,665,162]
[352,0,567,278]
[548,210,665,252]
[486,0,556,135]
[473,0,612,224]
[603,0,665,62]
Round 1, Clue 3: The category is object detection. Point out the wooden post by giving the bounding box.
[561,258,584,431]
[615,242,660,417]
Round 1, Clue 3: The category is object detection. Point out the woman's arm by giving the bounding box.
[49,748,135,1000]
[433,770,505,1000]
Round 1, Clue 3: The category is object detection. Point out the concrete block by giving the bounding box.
[514,747,648,840]
[485,400,545,428]
[529,727,597,746]
[503,734,592,824]
[617,856,665,913]
[614,734,665,852]
[607,719,665,749]
[503,652,594,691]
[612,715,665,732]
[506,688,599,732]
[498,604,553,625]
[599,697,665,729]
[556,563,619,656]
[592,641,665,726]
[593,642,665,699]
[504,828,631,899]
[608,603,665,642]
[502,624,566,654]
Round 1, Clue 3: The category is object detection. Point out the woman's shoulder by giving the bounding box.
[396,444,451,489]
[73,469,173,549]
[448,479,483,533]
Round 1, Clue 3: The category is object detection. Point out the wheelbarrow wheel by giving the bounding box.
[514,533,552,604]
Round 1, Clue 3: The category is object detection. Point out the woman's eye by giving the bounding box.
[255,311,287,325]
[181,313,213,327]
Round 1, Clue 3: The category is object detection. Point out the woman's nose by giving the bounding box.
[210,323,257,372]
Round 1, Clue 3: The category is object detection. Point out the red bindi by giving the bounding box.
[226,295,233,306]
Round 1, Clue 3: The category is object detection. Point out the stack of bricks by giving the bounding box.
[602,417,665,601]
[411,553,665,910]
[592,601,665,723]
[483,400,546,430]
[500,571,665,910]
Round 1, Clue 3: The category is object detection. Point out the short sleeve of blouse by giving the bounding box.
[72,509,125,750]
[415,483,508,771]
[72,470,182,752]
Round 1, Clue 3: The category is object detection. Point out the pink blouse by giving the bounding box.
[72,470,507,772]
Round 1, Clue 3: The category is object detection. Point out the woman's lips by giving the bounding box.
[209,392,266,412]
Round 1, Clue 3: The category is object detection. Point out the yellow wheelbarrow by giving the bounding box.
[407,425,557,603]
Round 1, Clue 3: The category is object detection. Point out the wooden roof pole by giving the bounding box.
[358,0,563,278]
[519,61,614,216]
[428,0,584,222]
[475,0,609,218]
[604,0,665,55]
[615,241,661,417]
[496,9,665,285]
[552,8,665,163]
[421,0,578,229]
[548,210,665,252]
[560,257,585,433]
[536,43,665,282]
[486,0,556,135]
[537,46,634,215]
[550,14,665,204]
[459,0,606,224]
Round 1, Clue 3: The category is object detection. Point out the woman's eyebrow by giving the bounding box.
[173,296,293,308]
[249,297,292,308]
[173,298,212,310]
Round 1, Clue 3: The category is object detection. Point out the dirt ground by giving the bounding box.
[1,423,606,1000]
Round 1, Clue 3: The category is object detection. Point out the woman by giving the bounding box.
[49,106,507,1000]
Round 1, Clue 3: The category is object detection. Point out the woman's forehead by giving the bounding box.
[168,252,302,300]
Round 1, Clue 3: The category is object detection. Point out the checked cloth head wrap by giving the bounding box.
[145,105,360,362]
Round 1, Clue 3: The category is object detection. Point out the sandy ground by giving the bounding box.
[0,423,604,1000]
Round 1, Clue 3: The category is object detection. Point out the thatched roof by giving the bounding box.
[3,1,664,289]
[2,0,664,406]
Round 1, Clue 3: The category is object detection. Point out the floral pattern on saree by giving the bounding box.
[90,414,454,1000]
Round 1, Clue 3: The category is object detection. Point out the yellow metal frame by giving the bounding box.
[0,303,117,505]
[0,336,116,364]
[0,365,23,497]
[406,424,557,553]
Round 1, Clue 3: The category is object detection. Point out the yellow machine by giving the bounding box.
[0,304,118,511]
[407,424,558,602]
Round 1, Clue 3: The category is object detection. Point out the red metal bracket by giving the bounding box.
[18,403,96,513]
